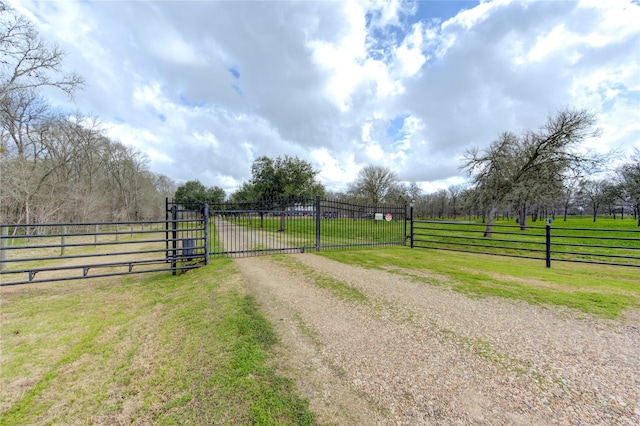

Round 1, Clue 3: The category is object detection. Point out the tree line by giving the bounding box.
[185,107,639,232]
[0,3,175,225]
[4,3,638,229]
[432,109,639,229]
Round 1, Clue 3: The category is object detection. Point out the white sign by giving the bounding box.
[374,213,384,221]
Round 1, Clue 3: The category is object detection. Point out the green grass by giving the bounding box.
[412,216,640,266]
[0,262,315,425]
[271,254,369,304]
[317,246,640,319]
[225,216,406,247]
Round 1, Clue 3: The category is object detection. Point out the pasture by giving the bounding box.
[1,215,638,424]
[0,261,315,425]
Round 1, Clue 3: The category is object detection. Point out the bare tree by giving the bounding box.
[348,164,400,205]
[407,181,422,201]
[579,179,605,222]
[462,108,601,236]
[618,150,640,225]
[447,184,464,219]
[0,3,83,102]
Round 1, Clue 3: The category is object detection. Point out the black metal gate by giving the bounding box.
[165,199,209,274]
[208,196,408,258]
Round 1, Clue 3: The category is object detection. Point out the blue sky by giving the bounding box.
[9,0,640,194]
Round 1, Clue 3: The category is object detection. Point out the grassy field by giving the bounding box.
[0,261,314,425]
[411,216,640,266]
[225,215,406,246]
[319,246,640,319]
[1,215,638,424]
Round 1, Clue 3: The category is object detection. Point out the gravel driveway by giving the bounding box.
[234,253,640,425]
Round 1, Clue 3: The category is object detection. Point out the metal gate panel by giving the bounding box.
[165,200,209,274]
[209,196,408,258]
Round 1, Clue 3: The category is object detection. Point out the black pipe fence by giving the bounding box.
[0,211,207,286]
[410,218,640,268]
[208,196,407,257]
[6,200,636,287]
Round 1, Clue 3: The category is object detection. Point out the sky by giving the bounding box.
[8,0,640,195]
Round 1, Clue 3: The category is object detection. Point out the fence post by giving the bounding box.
[204,204,209,265]
[315,196,321,252]
[61,225,67,256]
[0,226,7,271]
[95,224,99,248]
[546,221,551,268]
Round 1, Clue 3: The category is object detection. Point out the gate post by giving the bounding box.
[204,204,209,265]
[315,196,321,252]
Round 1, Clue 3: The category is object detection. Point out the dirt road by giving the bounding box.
[234,253,640,425]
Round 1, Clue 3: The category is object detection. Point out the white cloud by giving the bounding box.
[8,0,640,196]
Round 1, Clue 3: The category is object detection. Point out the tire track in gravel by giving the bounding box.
[234,253,640,425]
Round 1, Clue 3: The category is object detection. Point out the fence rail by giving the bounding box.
[6,202,636,287]
[209,196,407,257]
[411,219,640,268]
[0,215,206,286]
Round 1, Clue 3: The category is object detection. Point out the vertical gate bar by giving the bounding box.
[165,198,169,262]
[316,196,321,252]
[410,202,414,249]
[95,224,99,248]
[204,204,209,265]
[171,205,178,275]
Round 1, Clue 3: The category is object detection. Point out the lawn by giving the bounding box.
[0,261,314,425]
[411,216,640,266]
[1,214,638,424]
[318,246,640,319]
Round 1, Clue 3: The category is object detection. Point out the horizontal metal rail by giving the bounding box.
[0,214,207,285]
[210,196,407,258]
[414,238,547,254]
[413,231,546,246]
[1,262,201,286]
[410,219,640,268]
[420,244,546,262]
